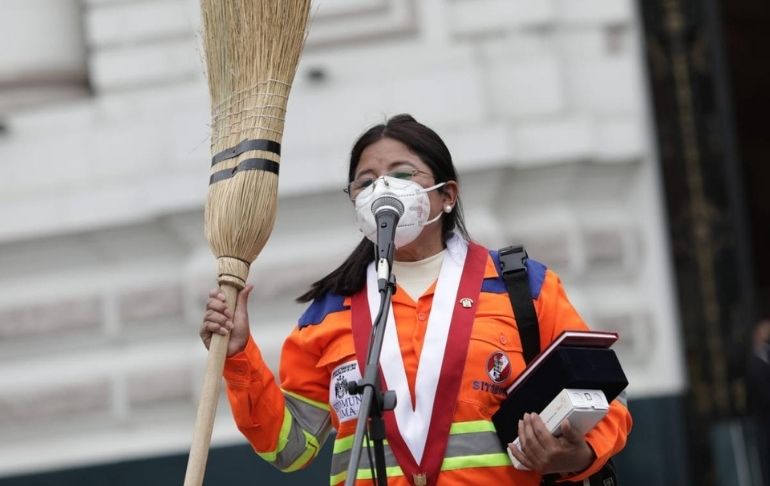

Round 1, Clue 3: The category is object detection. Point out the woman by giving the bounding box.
[200,114,632,485]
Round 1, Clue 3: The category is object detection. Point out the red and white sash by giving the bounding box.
[351,236,488,486]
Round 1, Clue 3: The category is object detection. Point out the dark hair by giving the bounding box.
[297,114,470,303]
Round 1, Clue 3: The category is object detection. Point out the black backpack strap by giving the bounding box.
[498,245,554,486]
[497,245,540,364]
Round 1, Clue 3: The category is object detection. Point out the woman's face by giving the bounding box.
[353,137,458,259]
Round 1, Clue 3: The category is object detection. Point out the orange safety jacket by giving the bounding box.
[223,240,632,485]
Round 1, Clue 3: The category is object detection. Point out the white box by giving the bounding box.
[508,388,609,470]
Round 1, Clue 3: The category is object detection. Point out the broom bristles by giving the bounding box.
[201,0,311,286]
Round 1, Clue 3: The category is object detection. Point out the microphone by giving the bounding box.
[371,195,404,284]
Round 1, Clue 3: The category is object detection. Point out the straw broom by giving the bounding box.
[184,1,311,484]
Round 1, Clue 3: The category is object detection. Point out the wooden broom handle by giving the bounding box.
[184,282,240,486]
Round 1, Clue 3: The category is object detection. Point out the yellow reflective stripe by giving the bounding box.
[282,388,331,411]
[329,465,404,485]
[449,420,497,435]
[256,408,293,462]
[441,452,511,471]
[333,435,354,454]
[281,430,321,472]
[333,420,492,453]
[333,435,389,454]
[329,452,510,484]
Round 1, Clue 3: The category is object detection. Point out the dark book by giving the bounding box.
[492,330,628,449]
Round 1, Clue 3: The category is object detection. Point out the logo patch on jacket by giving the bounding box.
[486,351,511,383]
[330,360,363,423]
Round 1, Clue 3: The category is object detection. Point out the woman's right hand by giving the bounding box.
[200,284,254,357]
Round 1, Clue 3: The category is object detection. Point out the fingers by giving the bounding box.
[515,413,565,472]
[200,319,232,338]
[206,288,233,319]
[516,414,592,475]
[528,413,559,449]
[559,419,581,443]
[208,288,223,298]
[519,413,548,468]
[508,439,535,470]
[201,290,234,344]
[206,297,230,313]
[202,286,252,353]
[207,286,253,310]
[204,308,230,326]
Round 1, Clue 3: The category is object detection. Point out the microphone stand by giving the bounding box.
[345,207,400,486]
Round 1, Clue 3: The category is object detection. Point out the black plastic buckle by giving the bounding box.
[498,245,529,276]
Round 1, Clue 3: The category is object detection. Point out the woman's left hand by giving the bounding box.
[508,412,596,476]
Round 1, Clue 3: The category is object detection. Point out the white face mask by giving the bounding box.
[354,176,446,248]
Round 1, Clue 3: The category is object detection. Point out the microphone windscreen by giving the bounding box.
[371,195,404,216]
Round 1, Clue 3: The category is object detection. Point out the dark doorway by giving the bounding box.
[721,0,770,312]
[721,1,770,484]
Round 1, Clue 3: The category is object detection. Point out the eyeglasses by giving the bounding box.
[344,168,434,199]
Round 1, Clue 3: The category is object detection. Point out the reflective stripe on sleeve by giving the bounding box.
[284,390,332,438]
[257,392,332,472]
